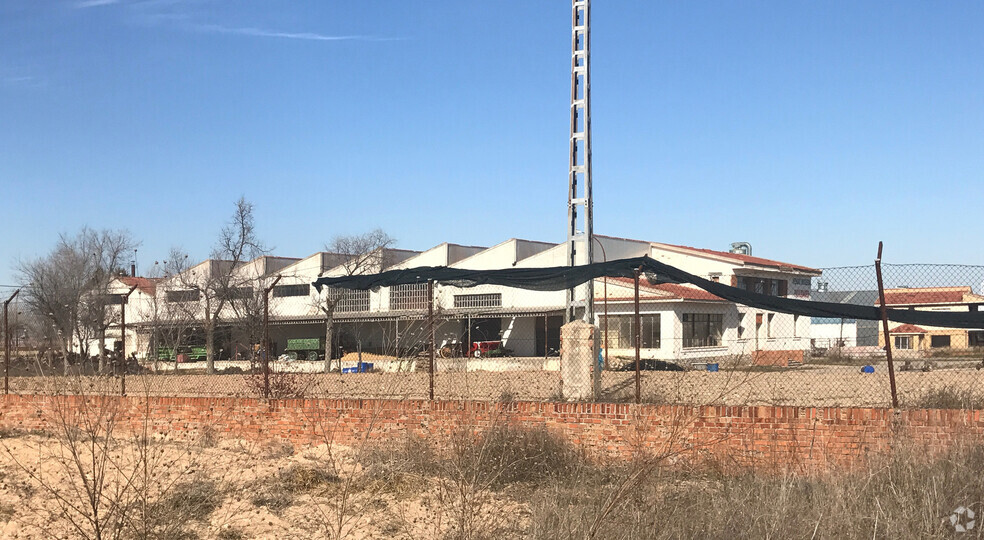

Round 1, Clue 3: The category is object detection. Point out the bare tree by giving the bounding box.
[227,280,266,367]
[314,229,394,372]
[88,231,139,372]
[141,249,198,371]
[191,198,265,373]
[18,227,137,375]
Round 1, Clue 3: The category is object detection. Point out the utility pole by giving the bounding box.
[566,0,594,324]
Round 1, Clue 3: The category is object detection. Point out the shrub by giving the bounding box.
[243,368,311,399]
[155,477,222,522]
[250,464,339,514]
[450,424,580,489]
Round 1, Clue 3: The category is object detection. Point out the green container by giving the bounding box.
[286,338,323,351]
[156,346,206,361]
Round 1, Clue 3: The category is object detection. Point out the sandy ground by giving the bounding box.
[0,430,527,540]
[6,359,984,407]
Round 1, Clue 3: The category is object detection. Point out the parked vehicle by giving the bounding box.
[157,346,207,362]
[470,340,509,358]
[283,337,324,361]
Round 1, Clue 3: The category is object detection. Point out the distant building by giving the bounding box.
[809,290,880,348]
[875,286,984,354]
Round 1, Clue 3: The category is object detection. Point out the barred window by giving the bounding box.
[600,314,660,349]
[389,283,429,311]
[332,289,370,313]
[453,293,502,309]
[273,284,310,298]
[166,289,200,303]
[682,313,724,348]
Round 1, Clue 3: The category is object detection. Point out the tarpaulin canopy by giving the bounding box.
[312,256,984,329]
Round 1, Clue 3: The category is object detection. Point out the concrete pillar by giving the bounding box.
[560,320,596,400]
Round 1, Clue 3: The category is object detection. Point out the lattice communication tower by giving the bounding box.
[566,0,594,322]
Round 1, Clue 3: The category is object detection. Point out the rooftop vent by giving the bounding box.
[729,242,752,256]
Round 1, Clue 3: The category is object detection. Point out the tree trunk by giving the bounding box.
[61,338,70,376]
[323,315,334,373]
[98,327,106,374]
[206,323,215,374]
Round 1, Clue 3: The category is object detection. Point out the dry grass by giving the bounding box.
[912,385,984,410]
[4,412,984,539]
[527,441,984,539]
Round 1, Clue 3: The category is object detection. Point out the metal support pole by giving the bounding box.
[603,277,608,368]
[263,275,283,399]
[874,242,899,408]
[120,286,137,396]
[543,315,548,359]
[428,280,435,401]
[634,267,641,404]
[4,290,20,395]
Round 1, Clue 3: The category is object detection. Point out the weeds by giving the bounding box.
[912,385,984,410]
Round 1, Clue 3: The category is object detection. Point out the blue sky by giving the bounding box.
[1,0,982,288]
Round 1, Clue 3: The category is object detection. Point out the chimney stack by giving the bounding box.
[131,263,136,277]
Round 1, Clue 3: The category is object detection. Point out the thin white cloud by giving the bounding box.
[195,23,396,42]
[75,0,120,7]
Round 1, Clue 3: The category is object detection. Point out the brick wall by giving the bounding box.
[752,349,804,367]
[2,395,982,472]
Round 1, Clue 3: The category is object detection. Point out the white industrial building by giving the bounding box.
[96,235,821,369]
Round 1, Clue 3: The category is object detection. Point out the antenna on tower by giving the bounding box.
[566,0,594,323]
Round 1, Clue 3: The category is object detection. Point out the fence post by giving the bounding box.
[874,242,899,408]
[428,279,435,401]
[4,290,19,395]
[263,275,283,400]
[634,267,641,404]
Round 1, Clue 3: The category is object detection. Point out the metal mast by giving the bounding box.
[567,0,594,322]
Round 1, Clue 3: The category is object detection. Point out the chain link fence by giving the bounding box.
[4,262,984,409]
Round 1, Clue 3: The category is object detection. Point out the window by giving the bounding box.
[930,335,951,348]
[454,293,502,309]
[389,283,429,311]
[272,284,310,298]
[332,289,370,313]
[600,314,660,349]
[767,313,775,338]
[220,287,253,301]
[736,277,788,297]
[683,313,723,348]
[102,294,124,305]
[970,331,984,348]
[166,289,200,303]
[894,336,912,350]
[793,315,799,337]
